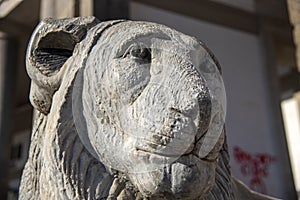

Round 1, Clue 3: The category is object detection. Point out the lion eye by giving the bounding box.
[130,48,151,60]
[123,43,151,62]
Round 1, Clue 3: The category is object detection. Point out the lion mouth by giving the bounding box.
[132,106,209,164]
[134,137,203,162]
[131,105,223,168]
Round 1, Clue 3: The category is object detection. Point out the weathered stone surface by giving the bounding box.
[19,17,277,200]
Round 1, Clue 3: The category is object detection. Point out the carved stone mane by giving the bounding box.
[20,17,276,200]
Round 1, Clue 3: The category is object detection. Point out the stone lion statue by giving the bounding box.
[19,17,277,200]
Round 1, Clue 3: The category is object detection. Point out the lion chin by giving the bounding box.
[126,154,215,199]
[19,17,277,200]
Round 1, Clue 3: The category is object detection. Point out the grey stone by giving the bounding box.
[19,17,278,200]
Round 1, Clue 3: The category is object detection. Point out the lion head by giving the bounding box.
[20,17,273,200]
[71,19,227,199]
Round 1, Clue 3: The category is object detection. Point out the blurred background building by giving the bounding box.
[0,0,300,199]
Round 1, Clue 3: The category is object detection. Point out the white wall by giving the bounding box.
[130,2,286,198]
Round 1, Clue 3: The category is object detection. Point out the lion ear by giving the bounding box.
[26,17,99,114]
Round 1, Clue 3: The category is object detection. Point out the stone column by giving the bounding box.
[40,0,77,19]
[287,2,300,196]
[0,32,16,199]
[40,0,56,18]
[79,0,93,17]
[287,0,300,71]
[293,92,300,134]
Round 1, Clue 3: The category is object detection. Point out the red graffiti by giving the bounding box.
[233,146,276,194]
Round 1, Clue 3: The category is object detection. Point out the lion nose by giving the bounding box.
[149,43,212,136]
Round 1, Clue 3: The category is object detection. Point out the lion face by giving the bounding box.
[72,21,226,199]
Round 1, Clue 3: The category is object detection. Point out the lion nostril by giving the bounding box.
[169,107,187,119]
[152,134,171,146]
